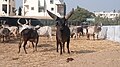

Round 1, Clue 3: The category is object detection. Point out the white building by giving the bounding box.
[94,11,120,19]
[0,0,16,16]
[23,0,65,18]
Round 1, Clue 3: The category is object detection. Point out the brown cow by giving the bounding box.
[17,19,39,54]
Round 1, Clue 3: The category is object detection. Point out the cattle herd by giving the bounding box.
[0,9,102,55]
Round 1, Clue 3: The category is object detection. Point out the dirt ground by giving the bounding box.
[0,36,120,67]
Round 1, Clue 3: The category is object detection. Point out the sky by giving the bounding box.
[16,0,120,12]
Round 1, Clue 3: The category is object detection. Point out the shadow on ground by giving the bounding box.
[37,44,56,52]
[71,50,96,54]
[37,44,54,47]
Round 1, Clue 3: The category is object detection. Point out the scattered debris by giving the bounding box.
[12,57,19,60]
[66,58,74,62]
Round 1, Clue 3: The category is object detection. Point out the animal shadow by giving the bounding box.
[40,48,56,52]
[71,50,96,54]
[37,44,54,47]
[37,44,56,52]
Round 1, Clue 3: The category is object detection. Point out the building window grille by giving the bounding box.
[38,7,44,12]
[2,4,7,13]
[57,5,64,15]
[50,0,54,4]
[31,7,34,10]
[9,5,11,14]
[12,7,15,13]
[3,0,7,1]
[100,14,102,16]
[51,8,54,11]
[38,0,45,12]
[110,14,113,16]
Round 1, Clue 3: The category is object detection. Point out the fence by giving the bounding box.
[99,25,120,43]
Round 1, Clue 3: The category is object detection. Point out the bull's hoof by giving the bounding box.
[60,52,62,55]
[33,50,37,53]
[18,51,20,54]
[25,52,27,54]
[68,51,70,54]
[56,50,59,53]
[1,41,4,43]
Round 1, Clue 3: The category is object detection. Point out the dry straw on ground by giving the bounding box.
[0,36,120,67]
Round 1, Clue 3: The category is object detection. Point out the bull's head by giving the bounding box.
[17,18,29,26]
[47,9,74,30]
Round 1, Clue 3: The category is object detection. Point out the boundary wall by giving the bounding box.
[99,25,120,43]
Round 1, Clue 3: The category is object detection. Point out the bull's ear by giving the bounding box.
[47,10,58,20]
[65,8,74,20]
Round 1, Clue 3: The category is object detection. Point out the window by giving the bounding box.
[51,8,54,11]
[57,5,64,15]
[3,0,7,1]
[9,5,11,14]
[50,0,53,4]
[31,7,34,10]
[100,14,102,16]
[38,7,44,12]
[2,4,7,13]
[12,7,15,13]
[110,14,113,16]
[38,0,45,12]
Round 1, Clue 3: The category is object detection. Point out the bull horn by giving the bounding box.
[17,18,23,26]
[25,19,28,25]
[47,10,58,20]
[28,19,31,25]
[3,21,6,25]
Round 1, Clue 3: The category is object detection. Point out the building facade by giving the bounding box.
[22,0,65,18]
[0,0,16,16]
[94,11,120,19]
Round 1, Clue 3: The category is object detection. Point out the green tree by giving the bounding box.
[69,6,95,22]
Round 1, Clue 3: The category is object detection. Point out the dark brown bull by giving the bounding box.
[17,19,39,54]
[47,9,74,55]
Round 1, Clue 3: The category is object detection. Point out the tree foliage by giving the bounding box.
[69,6,95,22]
[68,6,120,25]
